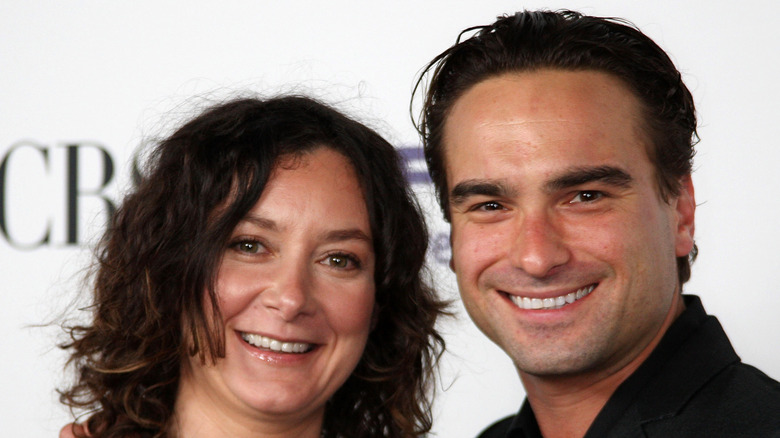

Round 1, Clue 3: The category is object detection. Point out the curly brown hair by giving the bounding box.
[60,95,447,437]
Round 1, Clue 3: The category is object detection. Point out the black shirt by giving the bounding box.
[477,295,780,438]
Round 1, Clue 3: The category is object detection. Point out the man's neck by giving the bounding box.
[519,358,642,438]
[520,294,686,438]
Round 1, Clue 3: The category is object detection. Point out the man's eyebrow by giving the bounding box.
[545,166,633,192]
[450,179,514,206]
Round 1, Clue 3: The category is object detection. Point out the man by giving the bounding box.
[414,10,779,437]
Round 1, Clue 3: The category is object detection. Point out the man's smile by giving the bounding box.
[503,284,596,310]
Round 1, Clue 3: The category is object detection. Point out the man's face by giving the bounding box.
[443,70,695,379]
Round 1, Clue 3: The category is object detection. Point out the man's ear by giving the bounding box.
[448,232,455,272]
[674,175,696,257]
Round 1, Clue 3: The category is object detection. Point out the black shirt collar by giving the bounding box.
[501,295,731,438]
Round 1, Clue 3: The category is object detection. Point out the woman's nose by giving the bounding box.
[259,260,315,321]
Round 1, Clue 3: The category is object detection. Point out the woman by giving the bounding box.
[59,95,446,437]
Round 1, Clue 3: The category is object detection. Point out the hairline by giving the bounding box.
[437,67,680,215]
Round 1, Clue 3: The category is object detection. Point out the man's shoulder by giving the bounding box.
[601,296,779,436]
[476,415,515,438]
[636,312,780,436]
[684,360,779,422]
[712,360,780,399]
[636,361,779,436]
[669,298,780,422]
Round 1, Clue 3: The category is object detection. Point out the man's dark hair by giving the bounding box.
[413,9,698,285]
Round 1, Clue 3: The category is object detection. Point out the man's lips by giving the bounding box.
[239,332,316,354]
[503,284,596,310]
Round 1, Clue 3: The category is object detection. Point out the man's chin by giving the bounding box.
[506,342,607,379]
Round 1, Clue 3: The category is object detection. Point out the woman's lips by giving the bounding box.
[239,332,315,354]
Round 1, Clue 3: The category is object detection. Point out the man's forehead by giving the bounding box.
[441,71,652,162]
[443,69,647,134]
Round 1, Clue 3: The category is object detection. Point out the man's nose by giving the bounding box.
[508,212,570,278]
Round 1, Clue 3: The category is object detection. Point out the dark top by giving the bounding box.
[478,295,780,438]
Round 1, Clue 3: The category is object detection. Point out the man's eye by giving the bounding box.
[570,191,603,203]
[322,253,359,270]
[475,201,505,211]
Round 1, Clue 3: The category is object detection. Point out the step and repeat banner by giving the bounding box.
[2,1,779,436]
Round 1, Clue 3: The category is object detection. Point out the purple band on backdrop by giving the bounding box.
[399,146,431,184]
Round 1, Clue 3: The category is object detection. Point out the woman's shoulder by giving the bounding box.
[60,423,91,438]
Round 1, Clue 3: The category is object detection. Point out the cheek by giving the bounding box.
[322,282,376,337]
[568,223,630,261]
[451,222,506,274]
[617,204,676,262]
[214,265,265,321]
[563,206,675,281]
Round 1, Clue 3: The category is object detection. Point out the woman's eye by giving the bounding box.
[570,191,603,204]
[232,240,265,254]
[322,253,359,270]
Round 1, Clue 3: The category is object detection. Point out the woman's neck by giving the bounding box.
[172,370,324,438]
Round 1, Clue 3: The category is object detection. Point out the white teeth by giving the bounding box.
[509,284,595,310]
[240,333,312,353]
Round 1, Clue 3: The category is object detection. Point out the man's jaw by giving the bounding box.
[505,284,596,310]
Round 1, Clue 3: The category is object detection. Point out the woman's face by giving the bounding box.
[179,147,375,431]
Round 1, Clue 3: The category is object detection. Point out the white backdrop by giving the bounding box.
[2,1,778,436]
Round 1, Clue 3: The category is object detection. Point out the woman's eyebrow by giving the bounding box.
[321,229,372,244]
[240,216,371,244]
[240,215,278,231]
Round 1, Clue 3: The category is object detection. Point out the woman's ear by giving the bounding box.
[370,304,379,331]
